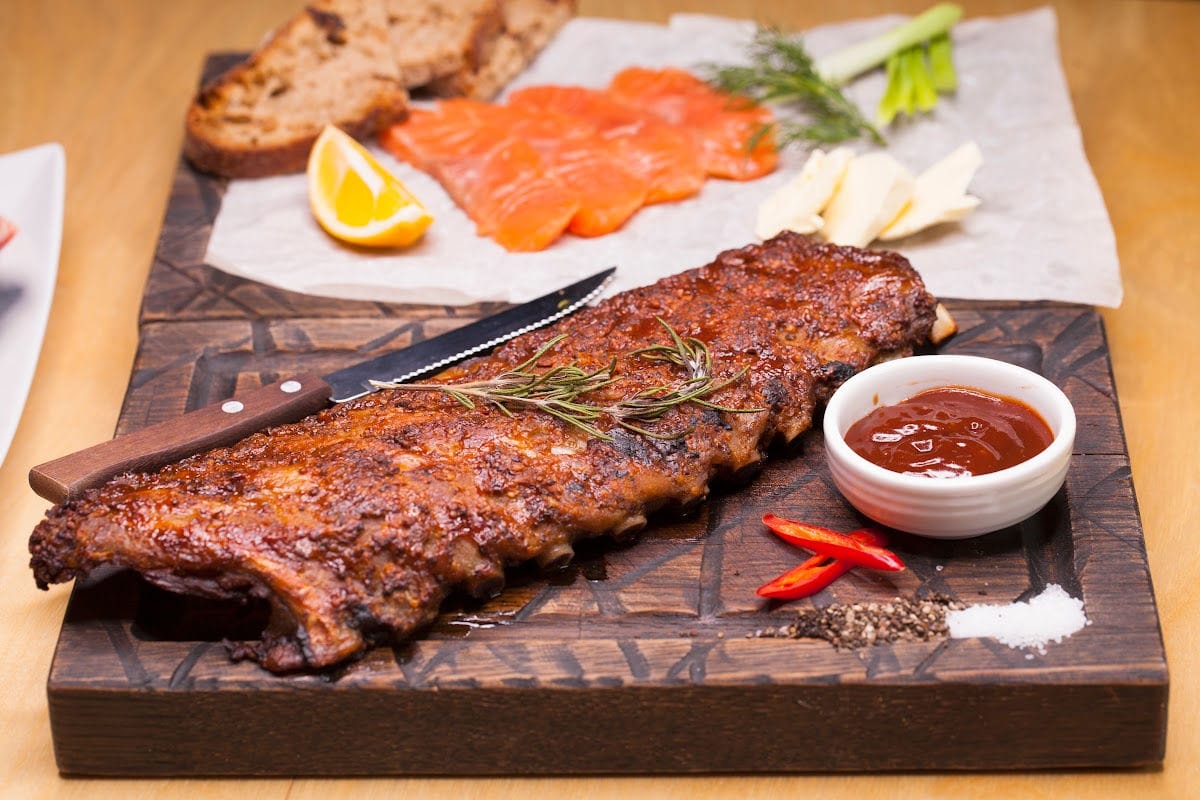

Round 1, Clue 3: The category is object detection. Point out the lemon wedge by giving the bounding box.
[307,124,433,247]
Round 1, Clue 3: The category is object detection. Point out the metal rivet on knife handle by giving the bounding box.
[28,375,334,504]
[27,269,616,505]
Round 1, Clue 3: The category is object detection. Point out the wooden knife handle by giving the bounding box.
[29,374,333,504]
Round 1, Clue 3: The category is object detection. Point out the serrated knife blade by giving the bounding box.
[325,266,614,402]
[30,267,615,503]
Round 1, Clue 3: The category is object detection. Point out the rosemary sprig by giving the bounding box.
[704,28,884,148]
[370,319,763,441]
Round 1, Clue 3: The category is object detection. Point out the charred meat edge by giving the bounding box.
[29,233,951,671]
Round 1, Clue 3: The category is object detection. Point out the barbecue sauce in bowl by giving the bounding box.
[843,387,1054,478]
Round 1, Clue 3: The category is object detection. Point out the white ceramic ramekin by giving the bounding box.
[823,355,1076,539]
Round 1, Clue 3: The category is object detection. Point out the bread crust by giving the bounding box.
[429,0,575,100]
[387,0,504,88]
[183,0,573,178]
[184,98,405,179]
[184,0,407,178]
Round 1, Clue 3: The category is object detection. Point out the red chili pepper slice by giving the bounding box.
[761,513,904,572]
[756,555,850,599]
[755,528,888,600]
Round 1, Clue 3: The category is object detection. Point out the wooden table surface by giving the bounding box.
[1,0,1196,796]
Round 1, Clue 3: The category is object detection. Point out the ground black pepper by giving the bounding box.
[748,593,966,649]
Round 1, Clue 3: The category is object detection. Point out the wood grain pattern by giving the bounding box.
[41,121,1167,772]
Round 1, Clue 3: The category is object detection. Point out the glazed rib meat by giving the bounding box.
[30,233,947,672]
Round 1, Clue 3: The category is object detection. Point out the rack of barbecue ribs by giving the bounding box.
[29,232,955,672]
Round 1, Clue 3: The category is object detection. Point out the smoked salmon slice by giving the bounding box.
[384,102,579,251]
[507,85,706,205]
[379,101,513,169]
[378,68,776,251]
[385,99,647,241]
[436,138,579,252]
[607,67,778,181]
[539,137,648,237]
[502,108,649,236]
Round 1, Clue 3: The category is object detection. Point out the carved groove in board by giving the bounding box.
[168,642,214,690]
[100,307,1128,697]
[102,620,151,689]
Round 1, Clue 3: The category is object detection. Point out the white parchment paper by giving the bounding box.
[206,8,1123,307]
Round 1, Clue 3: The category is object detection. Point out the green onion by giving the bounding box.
[704,3,963,148]
[815,3,963,87]
[927,32,958,91]
[909,48,939,112]
[819,3,962,128]
[876,51,908,126]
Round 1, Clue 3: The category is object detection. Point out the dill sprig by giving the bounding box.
[704,28,884,148]
[707,5,962,146]
[371,319,763,441]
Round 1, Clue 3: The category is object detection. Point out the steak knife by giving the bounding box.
[29,267,615,504]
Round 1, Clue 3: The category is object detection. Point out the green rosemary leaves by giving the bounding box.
[371,319,762,441]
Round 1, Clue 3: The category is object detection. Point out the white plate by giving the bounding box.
[0,143,65,468]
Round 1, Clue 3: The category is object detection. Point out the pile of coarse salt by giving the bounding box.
[946,584,1089,655]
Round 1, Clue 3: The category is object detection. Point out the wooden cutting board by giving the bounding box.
[42,56,1167,777]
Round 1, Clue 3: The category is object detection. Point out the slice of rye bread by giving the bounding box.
[428,0,575,100]
[385,0,505,88]
[184,0,408,178]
